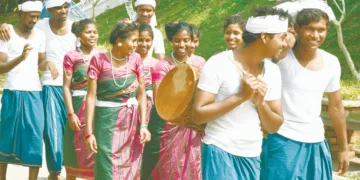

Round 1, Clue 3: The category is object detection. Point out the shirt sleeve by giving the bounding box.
[325,57,341,92]
[264,64,282,101]
[153,29,165,54]
[63,52,74,72]
[151,60,170,84]
[87,54,102,80]
[197,57,222,94]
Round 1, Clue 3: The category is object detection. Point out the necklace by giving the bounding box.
[110,50,126,61]
[109,50,129,88]
[171,52,188,65]
[78,47,94,65]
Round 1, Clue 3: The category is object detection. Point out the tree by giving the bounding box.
[328,0,360,80]
[88,0,101,21]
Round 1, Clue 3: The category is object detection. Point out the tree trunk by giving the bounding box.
[333,21,360,80]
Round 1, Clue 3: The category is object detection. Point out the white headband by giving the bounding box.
[246,15,288,34]
[276,0,336,22]
[135,0,156,8]
[18,1,43,12]
[46,0,70,9]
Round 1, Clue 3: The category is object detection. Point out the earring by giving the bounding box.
[118,42,122,47]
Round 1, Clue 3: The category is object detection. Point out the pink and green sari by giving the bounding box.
[140,56,205,180]
[63,49,95,179]
[143,57,158,124]
[88,52,144,180]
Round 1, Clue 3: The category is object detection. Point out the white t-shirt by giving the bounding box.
[197,50,282,157]
[35,18,76,86]
[277,49,341,143]
[0,25,45,91]
[147,26,165,58]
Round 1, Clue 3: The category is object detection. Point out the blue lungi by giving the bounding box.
[0,90,44,167]
[260,138,268,180]
[202,143,261,180]
[266,133,332,180]
[42,85,67,173]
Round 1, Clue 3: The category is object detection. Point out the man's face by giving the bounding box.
[48,3,70,22]
[277,25,297,60]
[20,11,41,31]
[136,5,155,25]
[296,18,328,51]
[264,32,287,59]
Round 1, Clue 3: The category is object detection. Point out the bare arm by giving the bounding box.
[0,44,31,73]
[327,90,349,175]
[256,100,283,134]
[193,89,246,124]
[85,78,97,136]
[0,23,10,41]
[193,73,258,125]
[137,77,147,125]
[38,52,48,71]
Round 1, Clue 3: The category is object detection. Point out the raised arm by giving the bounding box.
[0,23,11,41]
[193,73,258,125]
[0,44,31,73]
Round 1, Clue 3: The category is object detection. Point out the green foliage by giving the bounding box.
[95,0,359,80]
[340,79,360,100]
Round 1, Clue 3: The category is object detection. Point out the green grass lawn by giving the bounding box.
[0,0,359,99]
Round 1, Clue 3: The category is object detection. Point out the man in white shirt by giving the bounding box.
[134,0,165,59]
[193,7,287,180]
[265,3,349,179]
[0,0,75,179]
[0,1,47,179]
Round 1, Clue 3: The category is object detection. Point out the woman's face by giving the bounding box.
[171,30,192,58]
[79,23,98,48]
[224,23,243,50]
[136,30,153,56]
[188,34,199,55]
[117,30,139,56]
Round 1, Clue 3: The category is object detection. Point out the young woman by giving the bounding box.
[84,20,151,180]
[140,22,205,180]
[63,19,102,180]
[188,24,206,62]
[135,24,159,124]
[223,14,246,50]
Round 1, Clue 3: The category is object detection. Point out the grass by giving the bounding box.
[340,79,360,100]
[0,0,360,88]
[356,137,360,150]
[93,0,360,80]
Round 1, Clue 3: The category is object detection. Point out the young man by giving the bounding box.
[0,1,75,179]
[0,1,48,179]
[266,4,349,180]
[134,0,165,59]
[193,7,288,180]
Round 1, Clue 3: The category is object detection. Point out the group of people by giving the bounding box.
[0,0,350,180]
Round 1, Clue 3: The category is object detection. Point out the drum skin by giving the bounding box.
[155,63,205,133]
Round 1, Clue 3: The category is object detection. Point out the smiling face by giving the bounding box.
[296,18,328,51]
[136,5,155,25]
[48,2,70,22]
[263,32,287,59]
[136,30,153,57]
[224,23,243,50]
[188,34,199,55]
[79,23,98,49]
[171,30,192,58]
[117,30,139,56]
